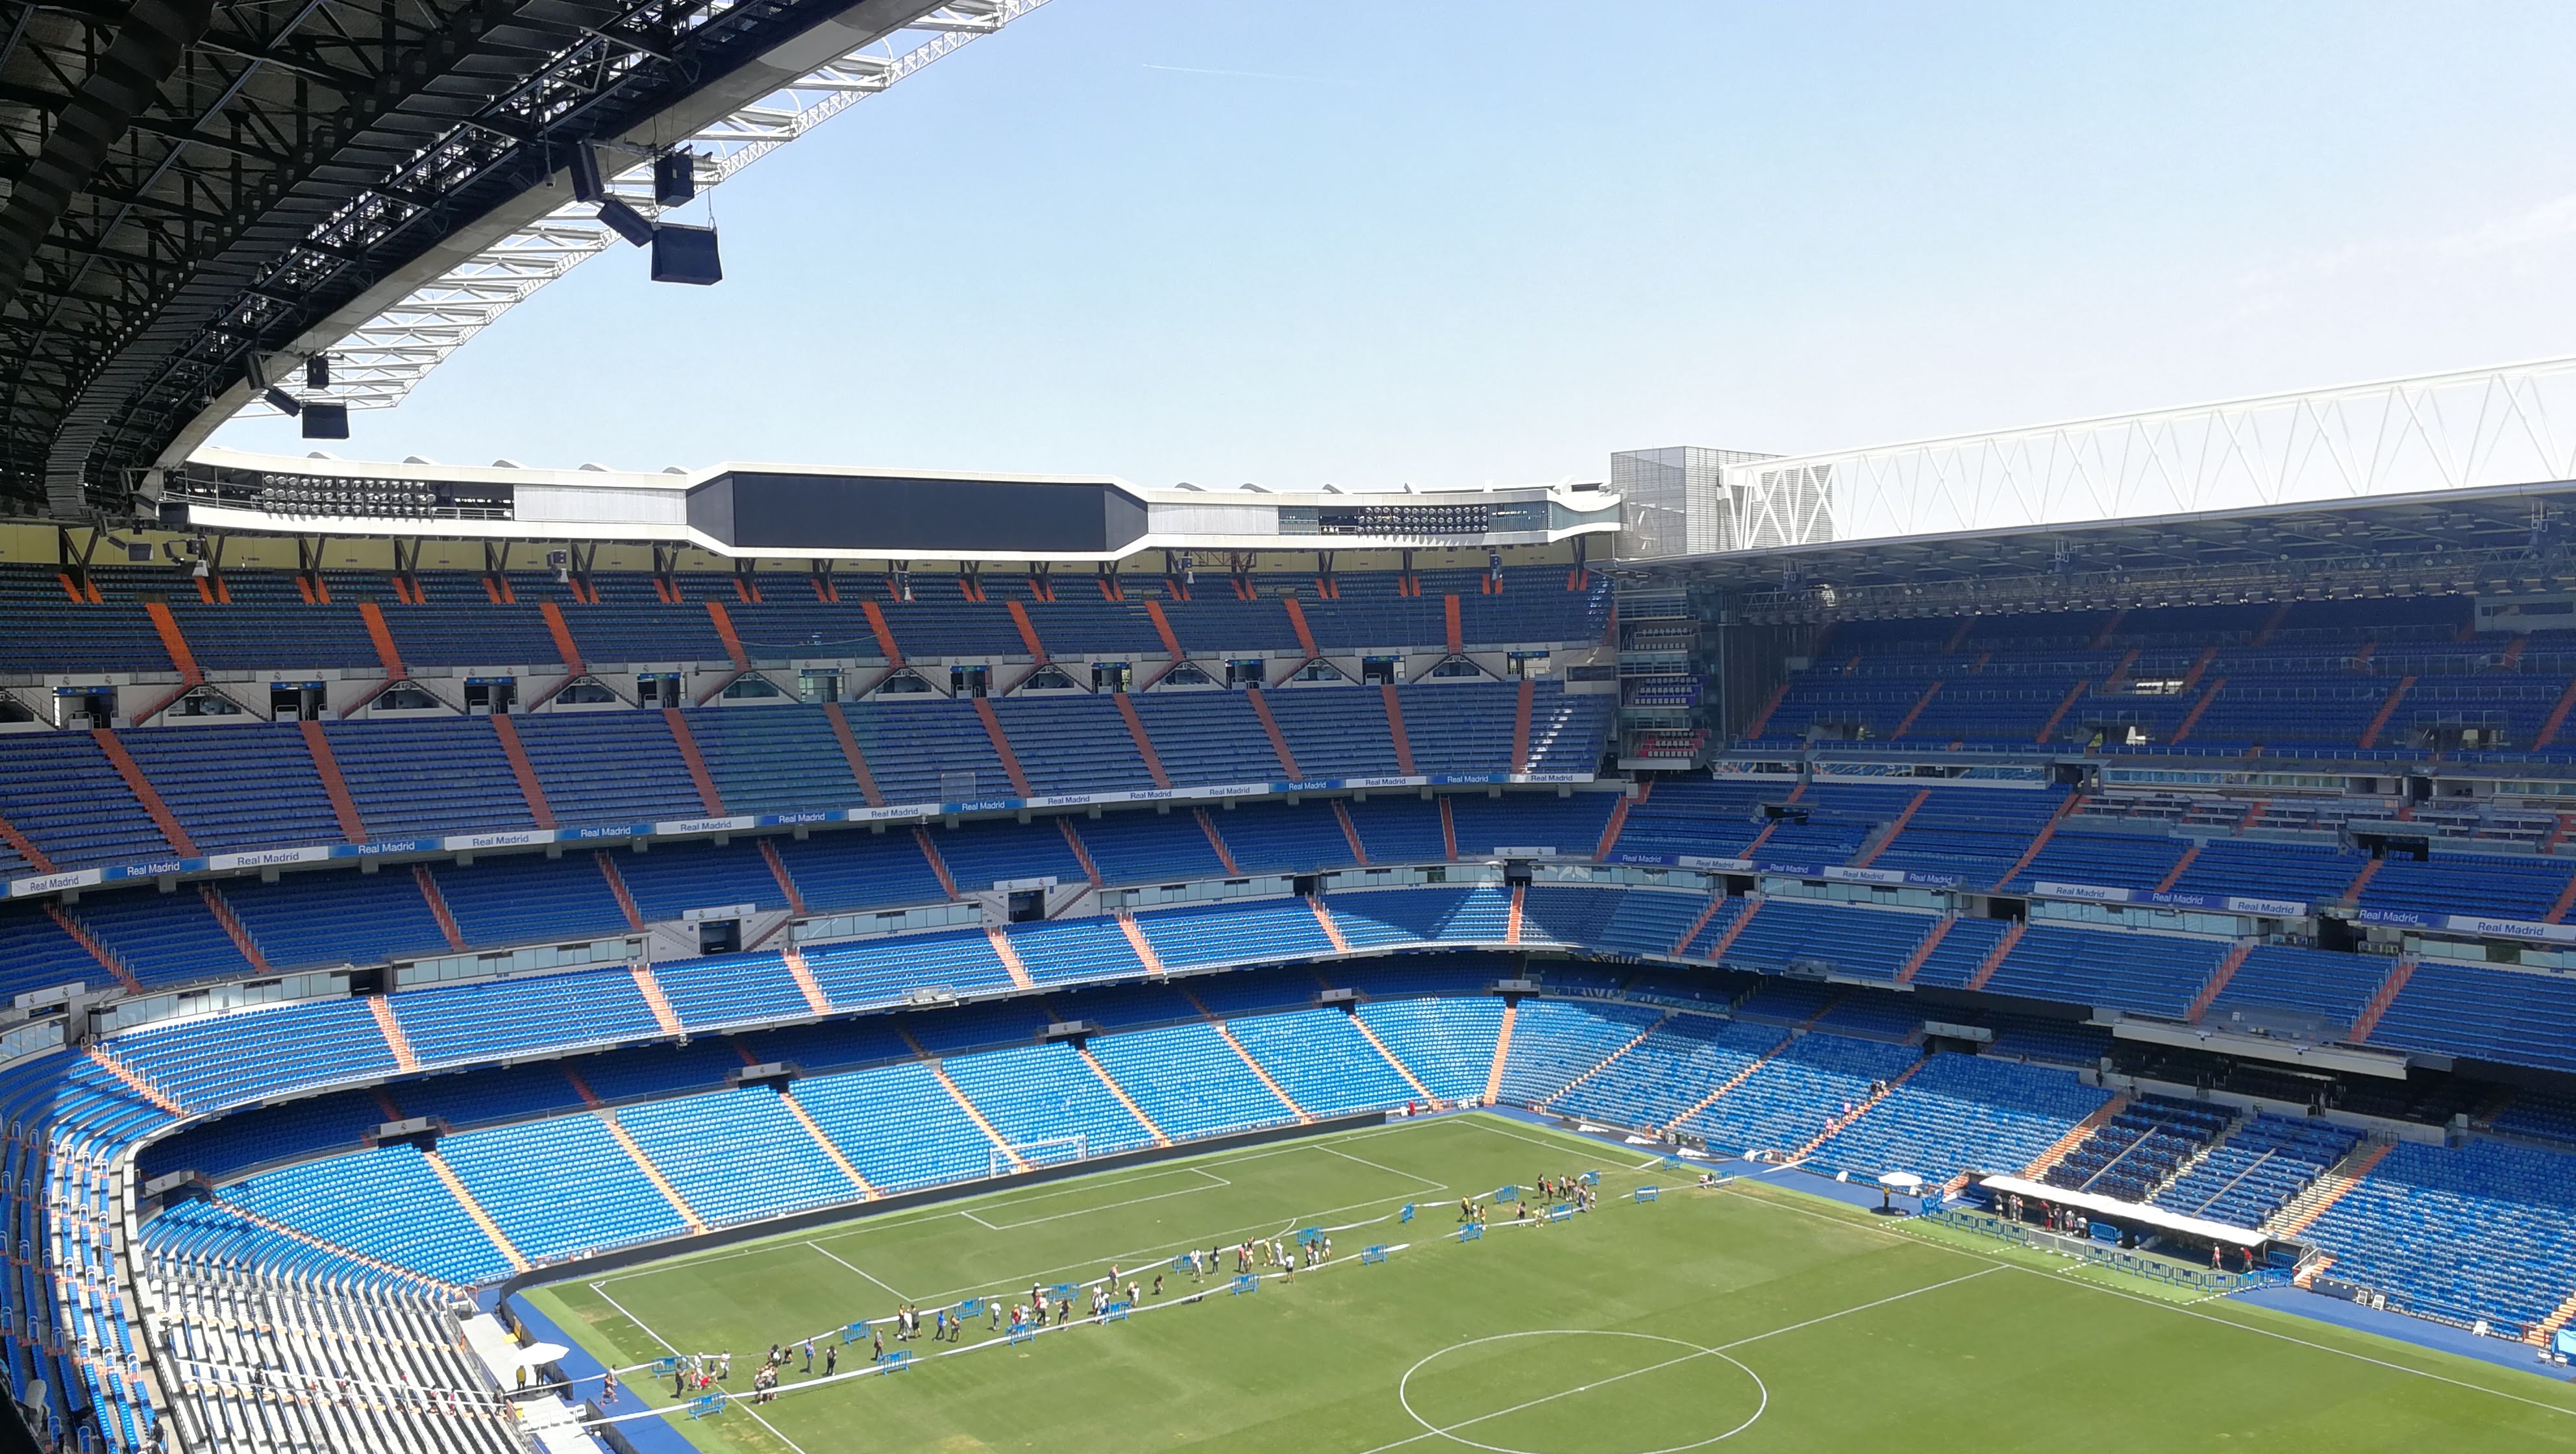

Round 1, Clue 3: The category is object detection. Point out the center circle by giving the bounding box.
[1396,1329,1767,1454]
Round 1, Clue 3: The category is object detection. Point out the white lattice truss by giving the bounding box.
[1720,358,2576,550]
[246,0,1052,417]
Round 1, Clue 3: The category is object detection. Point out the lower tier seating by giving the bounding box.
[10,959,2576,1451]
[2043,1096,2232,1203]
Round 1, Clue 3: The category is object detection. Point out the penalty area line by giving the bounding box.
[587,1283,678,1356]
[808,1242,906,1301]
[960,1167,1236,1231]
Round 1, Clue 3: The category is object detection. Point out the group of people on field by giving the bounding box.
[623,1163,1628,1411]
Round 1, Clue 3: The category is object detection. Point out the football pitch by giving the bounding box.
[527,1113,2576,1453]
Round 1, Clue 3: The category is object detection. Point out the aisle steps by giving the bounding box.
[1181,987,1313,1124]
[423,1152,529,1273]
[368,997,419,1072]
[1537,1012,1676,1111]
[1483,1003,1517,1105]
[1078,1047,1171,1148]
[2264,1137,2395,1240]
[2021,1094,2131,1179]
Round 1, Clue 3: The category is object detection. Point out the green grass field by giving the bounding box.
[527,1113,2576,1453]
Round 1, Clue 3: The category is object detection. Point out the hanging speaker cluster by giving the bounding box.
[571,143,721,286]
[254,354,347,439]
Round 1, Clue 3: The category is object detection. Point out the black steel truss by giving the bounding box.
[0,0,919,517]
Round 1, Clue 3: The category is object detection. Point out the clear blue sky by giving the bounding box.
[210,1,2576,488]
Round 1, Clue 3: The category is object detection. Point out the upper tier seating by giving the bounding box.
[323,718,536,839]
[2204,945,2388,1034]
[1740,596,2576,768]
[118,722,345,853]
[2,785,2573,1090]
[0,682,1615,883]
[687,706,869,814]
[2369,959,2576,1076]
[512,711,707,822]
[1981,924,2225,1020]
[3,565,1607,690]
[0,732,178,869]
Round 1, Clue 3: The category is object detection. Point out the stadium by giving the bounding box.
[6,5,2576,1453]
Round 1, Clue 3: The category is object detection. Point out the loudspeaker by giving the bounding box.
[300,402,349,440]
[305,354,329,390]
[654,151,696,207]
[650,223,723,285]
[569,143,605,203]
[595,198,654,247]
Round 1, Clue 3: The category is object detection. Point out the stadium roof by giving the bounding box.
[1622,476,2576,623]
[0,1,1036,521]
[162,444,1623,560]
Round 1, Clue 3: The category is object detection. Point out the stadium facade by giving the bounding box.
[6,412,2576,1449]
[12,1,2576,1448]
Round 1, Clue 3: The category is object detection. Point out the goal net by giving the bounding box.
[993,1135,1087,1177]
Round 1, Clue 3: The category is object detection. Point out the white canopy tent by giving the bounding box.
[1975,1174,2270,1248]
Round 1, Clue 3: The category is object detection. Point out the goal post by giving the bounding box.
[992,1135,1088,1177]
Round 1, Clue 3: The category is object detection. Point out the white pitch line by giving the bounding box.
[1321,1144,1448,1189]
[587,1283,678,1355]
[2011,1263,2576,1420]
[1714,1264,2001,1351]
[588,1124,1463,1368]
[586,1238,1406,1436]
[1461,1116,1623,1158]
[916,1185,1438,1305]
[1729,1181,2576,1422]
[602,1127,1438,1288]
[965,1168,1235,1231]
[1385,1346,1720,1453]
[808,1242,906,1301]
[1343,1265,2003,1454]
[738,1401,813,1454]
[591,1275,816,1454]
